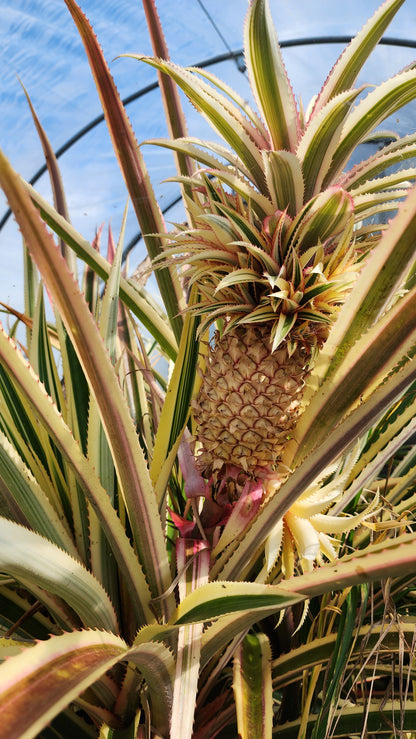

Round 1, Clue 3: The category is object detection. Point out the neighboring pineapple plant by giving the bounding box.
[1,0,416,737]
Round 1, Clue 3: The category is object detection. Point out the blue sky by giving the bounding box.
[1,0,416,312]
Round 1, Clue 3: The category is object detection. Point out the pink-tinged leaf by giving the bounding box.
[106,224,116,265]
[234,633,273,739]
[0,630,174,739]
[324,67,416,186]
[62,0,184,343]
[141,0,194,182]
[0,631,127,739]
[262,150,304,216]
[244,0,299,152]
[169,509,196,538]
[213,480,263,559]
[313,0,406,115]
[177,431,206,500]
[20,81,76,275]
[133,55,267,193]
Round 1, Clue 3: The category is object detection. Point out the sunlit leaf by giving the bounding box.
[245,0,299,151]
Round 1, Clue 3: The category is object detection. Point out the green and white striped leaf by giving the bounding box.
[234,633,273,739]
[0,430,77,557]
[341,132,416,191]
[277,702,416,737]
[262,150,304,215]
[0,323,154,627]
[144,136,253,180]
[285,186,354,254]
[191,66,270,141]
[24,179,178,360]
[30,285,66,414]
[132,55,267,193]
[86,216,127,605]
[312,0,407,113]
[0,519,118,632]
[324,67,416,185]
[297,87,364,199]
[165,169,271,220]
[171,540,210,739]
[173,581,304,625]
[349,167,416,197]
[0,148,173,618]
[272,619,416,690]
[244,0,299,152]
[150,302,200,507]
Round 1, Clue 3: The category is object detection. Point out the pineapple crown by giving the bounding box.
[136,0,416,350]
[164,178,360,353]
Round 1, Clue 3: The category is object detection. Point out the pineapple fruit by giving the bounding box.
[185,182,358,481]
[193,324,310,477]
[142,0,416,487]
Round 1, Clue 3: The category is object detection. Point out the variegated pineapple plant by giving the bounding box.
[137,0,416,570]
[1,0,416,738]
